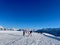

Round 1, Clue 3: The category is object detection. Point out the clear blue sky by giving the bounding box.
[0,0,60,29]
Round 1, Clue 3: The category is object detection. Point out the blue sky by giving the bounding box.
[0,0,60,29]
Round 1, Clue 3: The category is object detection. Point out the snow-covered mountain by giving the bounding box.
[0,25,19,31]
[35,28,60,36]
[0,26,4,28]
[0,31,60,45]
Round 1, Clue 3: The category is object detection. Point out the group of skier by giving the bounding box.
[23,30,32,36]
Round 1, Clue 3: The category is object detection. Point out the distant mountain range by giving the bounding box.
[34,28,60,36]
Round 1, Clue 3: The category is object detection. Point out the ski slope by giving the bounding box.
[0,31,60,45]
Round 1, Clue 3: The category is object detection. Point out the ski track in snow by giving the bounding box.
[0,31,60,45]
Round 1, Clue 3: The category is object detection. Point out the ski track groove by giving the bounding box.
[5,36,23,45]
[5,33,23,45]
[5,34,29,45]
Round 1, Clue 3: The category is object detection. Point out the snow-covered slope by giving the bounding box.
[0,31,60,45]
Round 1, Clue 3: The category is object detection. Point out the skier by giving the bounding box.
[29,31,32,36]
[23,30,25,36]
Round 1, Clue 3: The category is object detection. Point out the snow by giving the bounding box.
[0,31,60,45]
[42,33,55,37]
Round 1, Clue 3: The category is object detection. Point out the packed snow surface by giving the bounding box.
[0,31,60,45]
